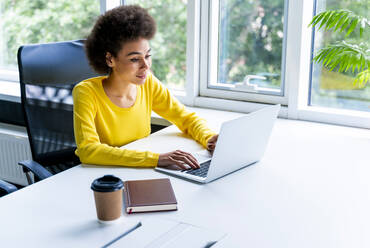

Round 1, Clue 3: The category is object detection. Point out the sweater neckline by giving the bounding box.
[97,76,140,112]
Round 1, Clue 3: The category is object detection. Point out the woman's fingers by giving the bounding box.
[207,144,215,150]
[207,134,219,151]
[168,156,188,170]
[177,150,199,167]
[207,142,216,151]
[172,150,199,169]
[209,134,219,143]
[158,150,200,170]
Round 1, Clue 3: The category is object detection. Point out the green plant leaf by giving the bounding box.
[334,12,349,32]
[310,9,369,36]
[327,12,342,30]
[354,69,370,86]
[345,56,353,72]
[313,41,369,75]
[309,12,325,27]
[324,48,339,65]
[318,11,333,30]
[339,16,352,32]
[358,55,365,72]
[324,11,337,31]
[346,18,359,37]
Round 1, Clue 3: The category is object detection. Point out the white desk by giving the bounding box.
[1,111,370,248]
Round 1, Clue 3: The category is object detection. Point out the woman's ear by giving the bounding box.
[105,52,115,68]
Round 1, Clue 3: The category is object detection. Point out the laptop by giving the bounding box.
[155,104,281,183]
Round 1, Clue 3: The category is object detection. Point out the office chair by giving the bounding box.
[17,40,100,184]
[0,179,17,197]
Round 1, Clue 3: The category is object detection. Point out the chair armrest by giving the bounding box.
[18,160,53,181]
[0,179,17,195]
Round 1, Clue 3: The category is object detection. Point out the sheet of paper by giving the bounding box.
[105,218,226,248]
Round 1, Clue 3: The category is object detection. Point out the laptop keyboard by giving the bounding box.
[184,160,211,178]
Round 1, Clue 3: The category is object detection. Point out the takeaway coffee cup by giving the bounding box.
[91,175,124,223]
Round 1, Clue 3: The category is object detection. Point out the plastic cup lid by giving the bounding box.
[91,175,124,192]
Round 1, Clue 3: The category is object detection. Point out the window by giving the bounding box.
[200,0,288,104]
[0,0,100,82]
[309,0,370,112]
[125,0,187,91]
[0,0,369,129]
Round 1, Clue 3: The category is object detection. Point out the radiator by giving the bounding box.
[0,123,32,186]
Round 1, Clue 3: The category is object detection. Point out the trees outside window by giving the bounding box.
[0,0,100,71]
[217,0,285,92]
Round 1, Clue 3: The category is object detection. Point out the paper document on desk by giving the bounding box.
[104,218,226,248]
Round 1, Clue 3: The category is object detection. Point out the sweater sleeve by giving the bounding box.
[73,84,159,167]
[151,75,217,148]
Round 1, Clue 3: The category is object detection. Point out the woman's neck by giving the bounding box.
[103,73,136,99]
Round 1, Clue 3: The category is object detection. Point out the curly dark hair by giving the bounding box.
[85,5,156,74]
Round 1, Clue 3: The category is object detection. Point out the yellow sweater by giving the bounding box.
[73,73,216,167]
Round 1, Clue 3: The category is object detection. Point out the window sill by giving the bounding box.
[0,80,20,103]
[152,104,370,143]
[0,79,369,129]
[296,105,370,129]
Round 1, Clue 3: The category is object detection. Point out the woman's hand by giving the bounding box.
[157,150,200,170]
[207,134,219,152]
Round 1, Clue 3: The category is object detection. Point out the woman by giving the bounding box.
[73,5,218,170]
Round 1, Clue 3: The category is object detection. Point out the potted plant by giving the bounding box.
[309,10,369,87]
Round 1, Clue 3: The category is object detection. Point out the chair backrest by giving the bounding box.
[17,40,100,173]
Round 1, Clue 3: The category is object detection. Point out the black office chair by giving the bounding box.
[0,179,17,197]
[17,40,100,184]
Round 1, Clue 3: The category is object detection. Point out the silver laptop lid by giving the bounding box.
[205,104,280,182]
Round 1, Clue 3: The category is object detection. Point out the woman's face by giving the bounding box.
[106,38,152,85]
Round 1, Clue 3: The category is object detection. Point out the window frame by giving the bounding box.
[198,0,290,105]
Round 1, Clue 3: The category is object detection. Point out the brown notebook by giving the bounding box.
[123,178,177,214]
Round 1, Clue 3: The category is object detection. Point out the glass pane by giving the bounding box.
[0,0,100,71]
[125,0,187,90]
[310,0,369,112]
[215,0,286,95]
